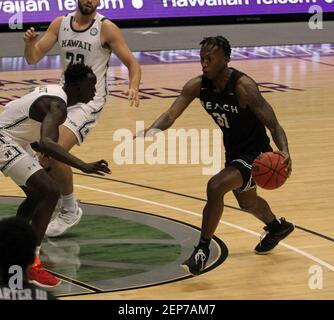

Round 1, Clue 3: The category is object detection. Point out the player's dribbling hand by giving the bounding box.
[122,88,139,108]
[81,160,111,176]
[24,27,39,44]
[274,150,292,177]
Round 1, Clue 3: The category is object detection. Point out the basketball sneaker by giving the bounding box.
[28,257,61,288]
[181,246,210,276]
[254,217,294,254]
[46,202,83,237]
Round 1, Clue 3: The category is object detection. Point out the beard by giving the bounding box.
[78,2,97,16]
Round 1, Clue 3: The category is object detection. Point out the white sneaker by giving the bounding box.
[50,200,62,220]
[46,203,83,237]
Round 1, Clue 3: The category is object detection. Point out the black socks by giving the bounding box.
[267,218,281,233]
[198,236,211,249]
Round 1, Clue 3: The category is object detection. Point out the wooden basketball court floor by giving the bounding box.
[0,44,334,300]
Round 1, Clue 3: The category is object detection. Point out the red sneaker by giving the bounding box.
[28,257,61,288]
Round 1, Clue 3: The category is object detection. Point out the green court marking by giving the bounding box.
[62,214,174,240]
[77,243,181,265]
[0,203,182,282]
[0,198,227,296]
[0,204,18,216]
[48,265,145,283]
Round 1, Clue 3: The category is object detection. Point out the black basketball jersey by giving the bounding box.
[200,68,272,160]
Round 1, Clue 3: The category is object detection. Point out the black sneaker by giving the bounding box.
[181,246,210,276]
[254,218,294,255]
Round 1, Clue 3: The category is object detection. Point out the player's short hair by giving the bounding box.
[64,63,95,85]
[0,217,37,282]
[200,36,231,59]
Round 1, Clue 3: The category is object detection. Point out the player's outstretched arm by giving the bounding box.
[24,17,63,64]
[102,20,141,108]
[135,76,201,138]
[236,76,292,176]
[34,100,111,176]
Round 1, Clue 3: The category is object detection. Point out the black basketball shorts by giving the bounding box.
[225,151,261,193]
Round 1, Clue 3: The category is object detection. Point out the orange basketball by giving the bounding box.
[251,152,288,190]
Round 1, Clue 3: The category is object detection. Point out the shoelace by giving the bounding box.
[58,212,73,224]
[194,249,207,270]
[58,208,77,224]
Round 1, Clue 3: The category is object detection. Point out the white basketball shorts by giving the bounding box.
[0,135,43,186]
[63,97,106,145]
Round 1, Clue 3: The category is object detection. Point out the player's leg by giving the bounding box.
[181,166,243,276]
[25,170,60,246]
[1,139,59,242]
[5,157,59,246]
[233,188,294,254]
[229,153,280,224]
[16,186,42,222]
[49,125,77,195]
[3,148,61,287]
[233,187,276,224]
[48,124,78,209]
[230,154,294,255]
[16,144,49,222]
[24,170,63,288]
[44,125,83,237]
[201,167,244,239]
[45,103,100,237]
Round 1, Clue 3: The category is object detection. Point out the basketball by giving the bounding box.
[251,152,288,190]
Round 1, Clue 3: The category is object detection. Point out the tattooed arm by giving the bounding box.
[236,76,292,176]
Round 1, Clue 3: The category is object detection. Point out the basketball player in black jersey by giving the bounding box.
[137,36,294,276]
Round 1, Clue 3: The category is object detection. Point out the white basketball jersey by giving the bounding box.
[58,12,111,104]
[0,85,67,149]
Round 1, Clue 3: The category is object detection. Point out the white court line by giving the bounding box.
[74,184,334,272]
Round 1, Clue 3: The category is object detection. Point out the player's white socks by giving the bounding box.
[61,193,76,212]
